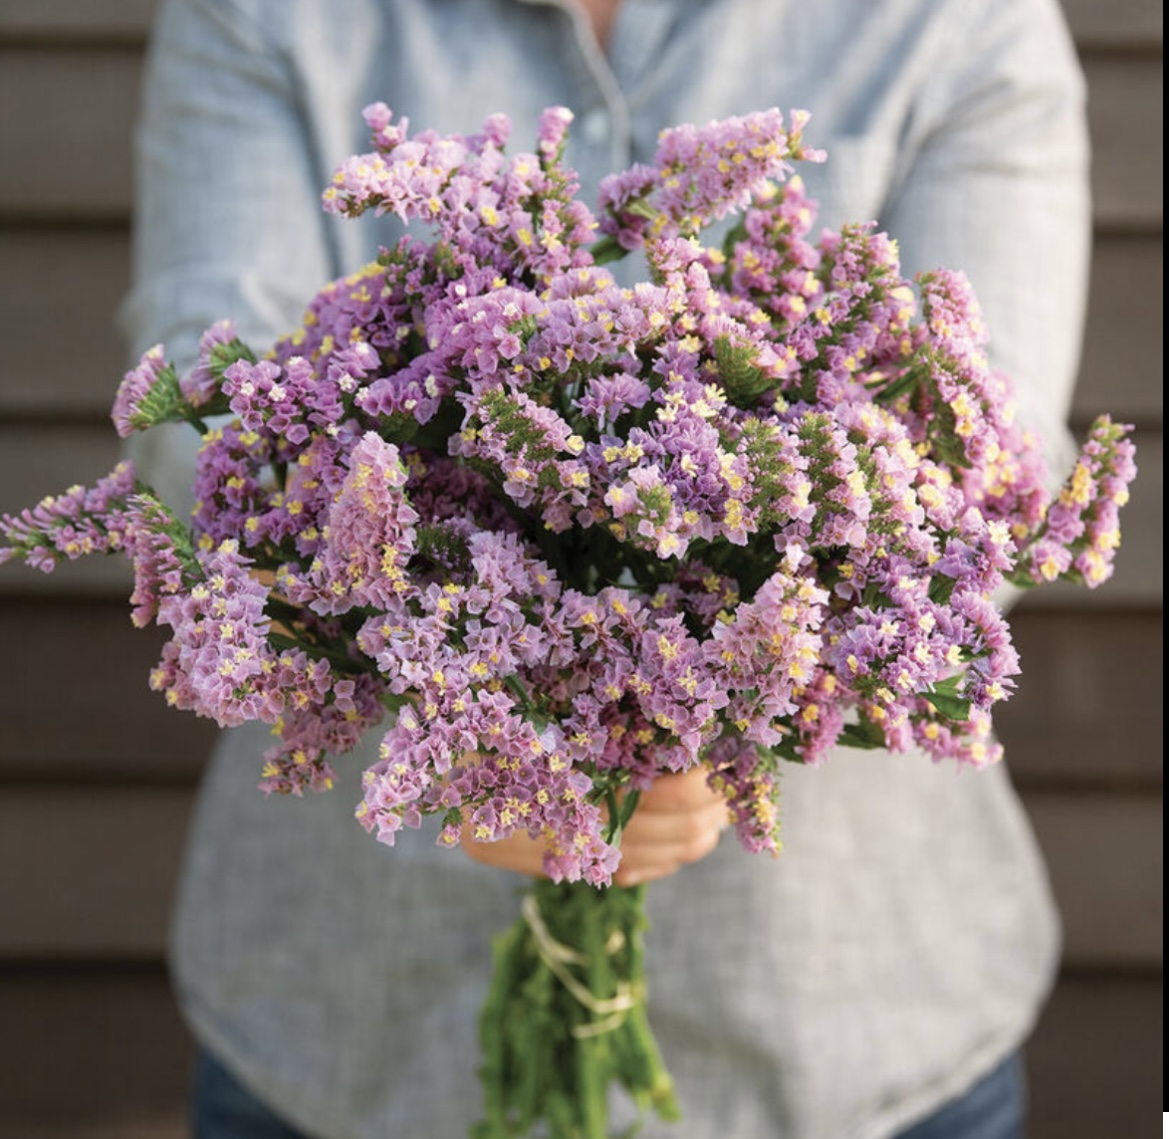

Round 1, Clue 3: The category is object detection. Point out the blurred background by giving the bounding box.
[0,2,1160,1136]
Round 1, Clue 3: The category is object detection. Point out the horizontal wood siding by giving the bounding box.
[0,49,141,220]
[0,0,158,43]
[994,610,1163,784]
[0,966,190,1128]
[0,5,1160,1137]
[1086,55,1164,230]
[0,1,1158,47]
[1026,974,1164,1139]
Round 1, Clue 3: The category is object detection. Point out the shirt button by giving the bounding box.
[580,108,610,146]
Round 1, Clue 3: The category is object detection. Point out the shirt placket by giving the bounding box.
[513,0,677,176]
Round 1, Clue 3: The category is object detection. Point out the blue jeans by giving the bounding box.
[896,1053,1026,1139]
[190,1048,1026,1138]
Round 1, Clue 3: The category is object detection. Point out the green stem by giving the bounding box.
[475,877,678,1138]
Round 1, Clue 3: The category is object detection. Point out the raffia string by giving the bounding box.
[520,893,641,1039]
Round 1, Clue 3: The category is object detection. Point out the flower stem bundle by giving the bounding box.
[477,880,676,1139]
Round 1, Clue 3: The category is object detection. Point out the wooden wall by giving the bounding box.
[0,2,1161,1136]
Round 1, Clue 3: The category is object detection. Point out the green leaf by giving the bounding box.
[925,685,972,722]
[624,199,659,222]
[872,368,919,405]
[930,674,964,696]
[928,574,957,605]
[840,721,887,750]
[589,235,629,266]
[503,674,533,709]
[932,427,972,471]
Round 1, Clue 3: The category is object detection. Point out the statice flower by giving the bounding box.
[597,109,824,255]
[111,346,181,437]
[122,494,196,627]
[0,461,137,571]
[2,103,1135,878]
[722,175,823,329]
[3,104,1143,1139]
[1015,415,1137,587]
[706,566,827,747]
[149,538,277,727]
[706,735,783,854]
[304,432,418,612]
[182,319,241,407]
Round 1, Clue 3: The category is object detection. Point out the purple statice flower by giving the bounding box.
[454,386,589,530]
[595,108,821,253]
[359,691,619,885]
[963,410,1050,537]
[405,453,519,537]
[357,353,451,427]
[182,319,239,407]
[149,538,276,728]
[632,614,724,760]
[536,105,574,164]
[888,270,1055,536]
[122,494,195,628]
[577,371,653,429]
[220,356,322,446]
[0,461,137,571]
[707,566,828,748]
[322,119,472,224]
[324,107,596,287]
[595,163,659,251]
[430,285,547,384]
[602,463,686,557]
[306,432,418,613]
[1016,415,1136,588]
[785,410,874,550]
[706,735,783,854]
[934,508,1016,595]
[258,669,385,796]
[652,109,816,235]
[774,223,913,410]
[278,260,404,372]
[361,101,411,150]
[258,746,338,797]
[949,588,1019,708]
[784,669,848,766]
[111,345,173,437]
[723,175,823,330]
[912,706,1004,769]
[190,421,273,548]
[5,103,1138,887]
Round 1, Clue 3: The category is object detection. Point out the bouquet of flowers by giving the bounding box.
[1,105,1135,1139]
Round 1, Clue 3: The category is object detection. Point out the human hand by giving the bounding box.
[459,766,728,887]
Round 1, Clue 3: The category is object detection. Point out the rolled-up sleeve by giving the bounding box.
[120,0,334,509]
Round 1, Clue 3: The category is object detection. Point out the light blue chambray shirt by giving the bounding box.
[123,1,1088,1136]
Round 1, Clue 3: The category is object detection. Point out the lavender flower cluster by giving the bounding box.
[2,106,1135,885]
